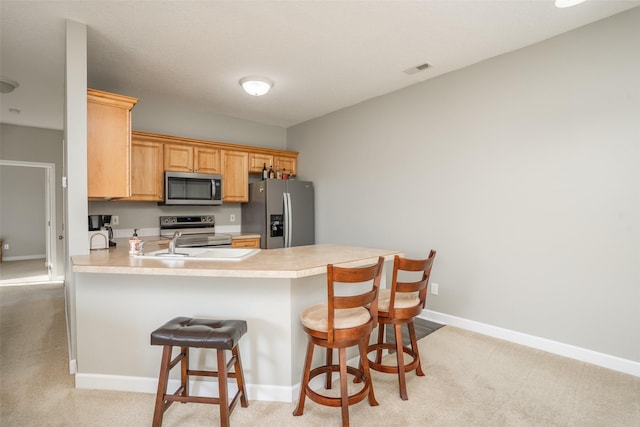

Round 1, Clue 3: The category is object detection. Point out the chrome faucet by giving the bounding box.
[168,231,182,254]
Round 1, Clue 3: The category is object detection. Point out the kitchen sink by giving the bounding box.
[135,247,260,261]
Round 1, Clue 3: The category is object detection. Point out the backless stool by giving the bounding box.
[364,251,436,400]
[150,317,249,427]
[293,257,384,427]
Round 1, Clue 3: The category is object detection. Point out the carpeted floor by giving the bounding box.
[1,283,638,426]
[0,259,50,284]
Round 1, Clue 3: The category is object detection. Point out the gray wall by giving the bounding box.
[0,124,63,268]
[0,165,45,258]
[288,9,640,362]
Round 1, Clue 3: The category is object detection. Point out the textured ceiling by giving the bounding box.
[1,1,638,130]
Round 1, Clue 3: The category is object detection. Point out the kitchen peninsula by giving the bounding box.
[71,243,402,402]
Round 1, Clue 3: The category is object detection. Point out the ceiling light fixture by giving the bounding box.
[239,77,273,96]
[0,77,19,94]
[554,0,588,8]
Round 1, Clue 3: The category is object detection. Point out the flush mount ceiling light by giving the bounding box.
[0,77,19,94]
[239,77,273,96]
[555,0,588,8]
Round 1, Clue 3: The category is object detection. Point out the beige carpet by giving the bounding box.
[0,259,50,285]
[1,283,638,426]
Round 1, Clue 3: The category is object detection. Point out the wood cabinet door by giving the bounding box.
[164,143,194,172]
[194,146,221,174]
[87,89,137,198]
[221,150,249,203]
[248,152,274,174]
[127,140,164,201]
[275,156,297,177]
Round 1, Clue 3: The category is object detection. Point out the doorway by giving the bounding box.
[0,160,59,285]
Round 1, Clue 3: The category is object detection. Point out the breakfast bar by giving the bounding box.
[71,244,402,402]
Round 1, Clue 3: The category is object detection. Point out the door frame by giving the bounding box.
[0,159,58,280]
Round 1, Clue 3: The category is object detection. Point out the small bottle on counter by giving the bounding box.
[268,165,275,179]
[276,166,281,180]
[262,163,268,180]
[282,168,288,180]
[128,229,141,255]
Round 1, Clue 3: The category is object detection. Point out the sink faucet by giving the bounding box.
[168,231,182,254]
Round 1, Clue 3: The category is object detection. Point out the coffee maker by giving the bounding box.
[88,215,116,248]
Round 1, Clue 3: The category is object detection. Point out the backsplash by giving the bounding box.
[88,201,242,237]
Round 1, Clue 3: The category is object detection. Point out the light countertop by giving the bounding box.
[71,243,403,279]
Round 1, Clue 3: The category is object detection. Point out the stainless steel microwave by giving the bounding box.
[163,171,222,205]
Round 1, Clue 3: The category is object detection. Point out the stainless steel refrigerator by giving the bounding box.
[241,180,315,249]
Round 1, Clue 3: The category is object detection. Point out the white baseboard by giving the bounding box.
[419,309,640,377]
[75,373,295,402]
[75,353,367,403]
[2,254,46,261]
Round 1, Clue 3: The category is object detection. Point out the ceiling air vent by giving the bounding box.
[403,63,431,75]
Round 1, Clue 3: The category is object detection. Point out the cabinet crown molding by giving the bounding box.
[131,130,297,157]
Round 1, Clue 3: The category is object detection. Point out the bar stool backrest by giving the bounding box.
[325,256,385,344]
[388,250,436,318]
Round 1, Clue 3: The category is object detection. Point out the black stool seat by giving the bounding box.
[151,317,247,349]
[151,316,249,427]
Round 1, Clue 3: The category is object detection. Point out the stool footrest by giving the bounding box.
[304,364,371,408]
[367,342,420,373]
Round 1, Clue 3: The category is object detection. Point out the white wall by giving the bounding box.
[288,9,640,362]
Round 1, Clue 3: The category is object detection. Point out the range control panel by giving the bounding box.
[159,215,215,229]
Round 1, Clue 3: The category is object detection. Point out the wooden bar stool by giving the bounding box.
[293,257,384,427]
[364,250,436,400]
[150,317,249,427]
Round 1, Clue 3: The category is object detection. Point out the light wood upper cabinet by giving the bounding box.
[164,143,194,172]
[164,143,220,174]
[125,131,298,204]
[87,89,138,198]
[274,155,297,177]
[194,146,221,174]
[221,150,249,203]
[249,152,274,174]
[125,136,164,201]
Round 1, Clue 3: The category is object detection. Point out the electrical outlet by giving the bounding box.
[431,282,439,295]
[230,214,236,222]
[111,216,119,225]
[3,243,8,250]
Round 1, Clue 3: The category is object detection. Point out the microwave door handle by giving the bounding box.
[211,180,216,200]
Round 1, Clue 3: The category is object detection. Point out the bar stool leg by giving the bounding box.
[394,324,409,400]
[153,345,172,427]
[375,325,385,364]
[232,345,249,407]
[358,338,378,406]
[293,340,315,416]
[325,348,334,389]
[217,349,230,427]
[338,347,349,427]
[181,346,189,399]
[408,321,425,376]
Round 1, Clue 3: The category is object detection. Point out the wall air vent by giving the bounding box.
[403,63,431,75]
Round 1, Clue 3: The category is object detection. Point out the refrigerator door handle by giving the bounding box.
[284,192,292,247]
